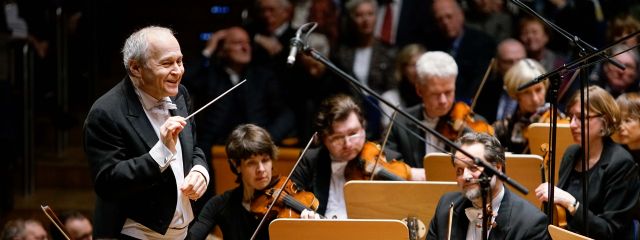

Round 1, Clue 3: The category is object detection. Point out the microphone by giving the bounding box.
[286,36,302,66]
[286,22,318,66]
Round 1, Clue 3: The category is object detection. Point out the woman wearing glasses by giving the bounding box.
[534,86,640,239]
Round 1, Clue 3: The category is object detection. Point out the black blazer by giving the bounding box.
[290,147,333,215]
[558,141,640,239]
[84,77,208,237]
[427,187,550,240]
[333,39,396,94]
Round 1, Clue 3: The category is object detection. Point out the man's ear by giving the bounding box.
[129,60,142,78]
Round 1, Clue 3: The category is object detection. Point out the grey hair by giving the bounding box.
[345,0,377,17]
[415,51,458,84]
[122,26,175,75]
[452,132,506,173]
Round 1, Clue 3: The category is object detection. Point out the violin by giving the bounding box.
[540,143,568,229]
[437,102,495,141]
[250,176,324,219]
[344,141,412,181]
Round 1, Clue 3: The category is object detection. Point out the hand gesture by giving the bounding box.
[160,116,186,153]
[254,34,283,56]
[181,171,207,200]
[204,29,228,56]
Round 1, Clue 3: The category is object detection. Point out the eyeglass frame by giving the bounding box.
[325,129,365,147]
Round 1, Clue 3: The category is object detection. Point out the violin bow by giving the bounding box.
[470,58,495,111]
[41,205,71,240]
[249,132,318,240]
[369,110,399,181]
[184,79,247,120]
[447,202,454,240]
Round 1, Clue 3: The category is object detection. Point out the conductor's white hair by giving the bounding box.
[415,51,458,84]
[122,26,175,75]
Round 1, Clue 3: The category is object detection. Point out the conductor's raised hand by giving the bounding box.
[160,116,186,153]
[181,171,207,200]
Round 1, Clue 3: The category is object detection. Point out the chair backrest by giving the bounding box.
[211,145,300,195]
[423,152,543,206]
[548,225,593,240]
[269,219,409,240]
[527,123,573,184]
[423,152,454,181]
[344,180,458,232]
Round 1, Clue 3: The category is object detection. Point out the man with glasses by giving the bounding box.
[290,94,367,219]
[291,94,420,219]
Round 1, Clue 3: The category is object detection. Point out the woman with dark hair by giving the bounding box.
[535,86,640,239]
[189,124,317,240]
[616,92,640,163]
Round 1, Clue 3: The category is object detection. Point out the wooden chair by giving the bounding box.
[211,145,301,195]
[269,219,408,240]
[527,123,574,183]
[548,225,593,240]
[344,180,458,232]
[423,153,543,206]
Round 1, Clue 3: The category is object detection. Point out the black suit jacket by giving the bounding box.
[291,147,333,215]
[84,77,208,237]
[333,39,396,94]
[558,141,640,239]
[427,187,550,240]
[184,62,294,149]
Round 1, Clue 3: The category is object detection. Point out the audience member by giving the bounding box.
[183,26,294,155]
[380,43,425,127]
[334,0,397,139]
[475,38,527,123]
[427,0,496,103]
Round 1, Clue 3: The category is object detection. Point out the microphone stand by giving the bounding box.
[513,0,640,229]
[479,172,493,240]
[298,35,527,238]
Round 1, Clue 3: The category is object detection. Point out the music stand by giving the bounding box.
[269,219,408,240]
[423,153,454,181]
[527,123,573,183]
[548,225,593,240]
[344,180,458,233]
[423,153,542,206]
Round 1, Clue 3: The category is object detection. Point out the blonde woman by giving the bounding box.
[492,58,550,153]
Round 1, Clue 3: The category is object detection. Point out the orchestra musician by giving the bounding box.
[386,51,493,171]
[616,92,640,163]
[492,58,553,153]
[535,86,640,239]
[427,132,550,240]
[84,26,210,239]
[189,124,318,240]
[291,94,423,220]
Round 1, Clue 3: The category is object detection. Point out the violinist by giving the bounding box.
[291,94,423,220]
[189,124,318,240]
[427,132,550,240]
[386,51,493,169]
[534,86,640,239]
[492,58,555,153]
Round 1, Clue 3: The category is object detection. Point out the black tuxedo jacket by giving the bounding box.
[84,77,208,237]
[427,188,550,240]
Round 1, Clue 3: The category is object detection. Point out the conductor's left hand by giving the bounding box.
[181,171,207,200]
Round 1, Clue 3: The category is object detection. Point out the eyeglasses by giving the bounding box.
[326,130,364,147]
[568,113,602,122]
